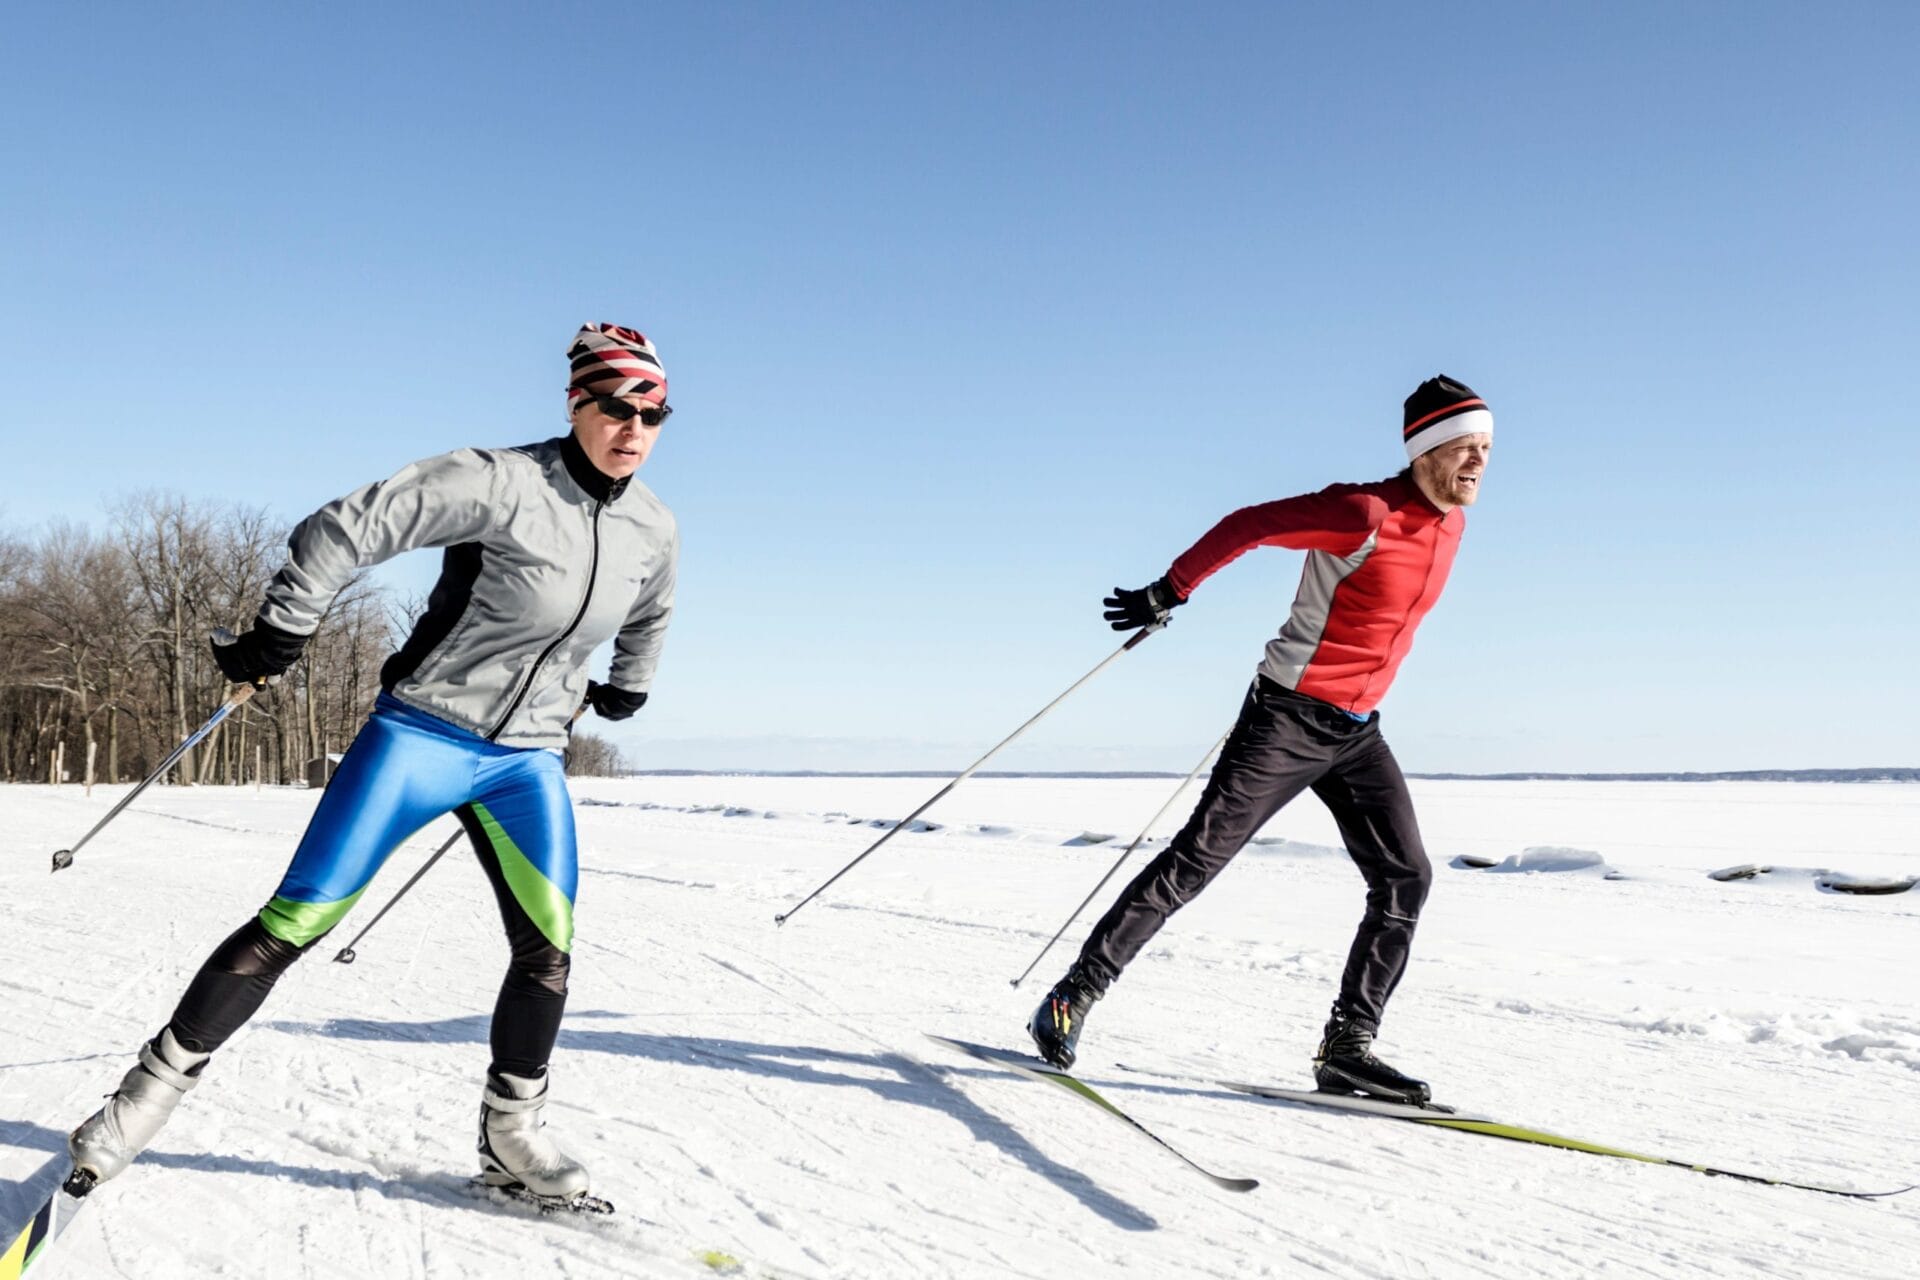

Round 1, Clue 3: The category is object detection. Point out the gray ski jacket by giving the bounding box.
[258,434,677,748]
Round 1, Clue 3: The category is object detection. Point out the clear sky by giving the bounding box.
[3,3,1915,773]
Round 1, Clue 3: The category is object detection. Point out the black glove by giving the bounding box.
[1102,576,1185,631]
[586,680,649,722]
[210,620,308,685]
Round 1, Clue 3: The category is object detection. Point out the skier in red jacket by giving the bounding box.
[1029,375,1493,1103]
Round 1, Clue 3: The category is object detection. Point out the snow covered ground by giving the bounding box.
[3,776,1916,1279]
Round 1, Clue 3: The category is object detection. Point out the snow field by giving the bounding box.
[2,778,1916,1278]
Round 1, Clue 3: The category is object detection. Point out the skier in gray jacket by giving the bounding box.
[69,323,678,1208]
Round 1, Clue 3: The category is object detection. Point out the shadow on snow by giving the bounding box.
[263,1011,1161,1230]
[0,1124,643,1233]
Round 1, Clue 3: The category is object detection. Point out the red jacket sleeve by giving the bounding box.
[1165,485,1388,598]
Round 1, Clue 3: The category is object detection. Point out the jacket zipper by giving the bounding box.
[487,497,604,741]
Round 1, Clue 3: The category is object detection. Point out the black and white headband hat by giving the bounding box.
[1402,375,1493,461]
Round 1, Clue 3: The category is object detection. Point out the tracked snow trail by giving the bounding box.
[3,778,1917,1278]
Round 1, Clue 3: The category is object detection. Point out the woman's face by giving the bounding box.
[570,395,665,479]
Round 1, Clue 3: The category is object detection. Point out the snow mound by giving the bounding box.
[1471,846,1620,876]
[865,817,942,833]
[1617,1007,1920,1073]
[1705,864,1918,895]
[1818,873,1917,896]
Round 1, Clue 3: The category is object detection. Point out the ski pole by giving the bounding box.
[1008,725,1230,988]
[51,681,262,873]
[332,825,463,964]
[333,702,589,964]
[774,624,1165,927]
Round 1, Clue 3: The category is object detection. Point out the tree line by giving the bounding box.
[1,493,625,786]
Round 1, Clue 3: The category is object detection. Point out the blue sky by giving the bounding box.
[3,3,1915,772]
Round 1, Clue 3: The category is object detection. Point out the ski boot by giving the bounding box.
[478,1068,591,1202]
[68,1028,212,1187]
[1028,964,1100,1070]
[1313,1004,1430,1105]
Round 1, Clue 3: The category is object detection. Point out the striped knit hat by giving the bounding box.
[1403,375,1492,461]
[567,323,668,412]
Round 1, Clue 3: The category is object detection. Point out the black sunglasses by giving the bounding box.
[589,395,672,428]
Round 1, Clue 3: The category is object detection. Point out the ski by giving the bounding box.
[467,1176,616,1216]
[1118,1063,1915,1200]
[923,1034,1258,1192]
[1,1164,94,1279]
[1117,1062,1459,1115]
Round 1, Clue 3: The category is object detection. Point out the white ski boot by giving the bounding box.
[68,1028,211,1186]
[477,1069,590,1202]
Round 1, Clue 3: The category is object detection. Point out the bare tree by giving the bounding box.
[181,502,294,782]
[112,493,216,783]
[0,494,394,786]
[13,523,144,782]
[566,732,627,778]
[0,523,47,781]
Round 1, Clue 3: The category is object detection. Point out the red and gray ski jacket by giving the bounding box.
[1165,476,1461,715]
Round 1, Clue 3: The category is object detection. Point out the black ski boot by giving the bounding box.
[1028,965,1100,1070]
[1313,1004,1430,1105]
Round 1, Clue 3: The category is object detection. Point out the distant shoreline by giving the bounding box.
[623,768,1920,783]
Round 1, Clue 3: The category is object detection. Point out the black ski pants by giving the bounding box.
[1076,677,1432,1031]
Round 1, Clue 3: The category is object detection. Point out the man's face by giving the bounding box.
[1413,433,1492,508]
[570,395,664,479]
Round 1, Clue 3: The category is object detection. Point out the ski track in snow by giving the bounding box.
[2,777,1917,1279]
